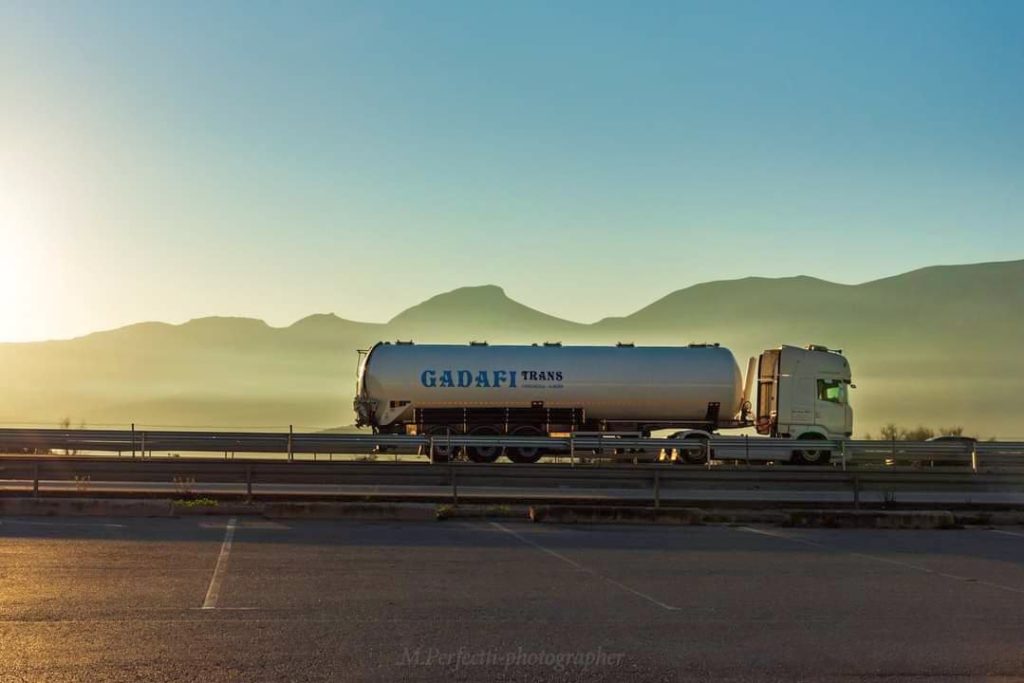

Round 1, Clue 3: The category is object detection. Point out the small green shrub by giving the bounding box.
[173,497,219,508]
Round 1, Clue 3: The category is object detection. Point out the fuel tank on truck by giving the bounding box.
[354,342,744,428]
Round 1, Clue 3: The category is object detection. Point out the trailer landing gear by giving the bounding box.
[426,426,462,463]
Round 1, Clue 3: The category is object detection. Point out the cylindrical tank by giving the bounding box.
[355,343,743,428]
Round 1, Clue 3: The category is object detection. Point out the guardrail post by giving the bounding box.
[971,442,978,472]
[653,470,660,509]
[570,434,576,467]
[451,466,458,506]
[141,432,146,459]
[33,463,39,498]
[744,434,749,467]
[245,464,252,499]
[131,423,136,458]
[852,474,860,510]
[840,439,847,471]
[288,425,294,462]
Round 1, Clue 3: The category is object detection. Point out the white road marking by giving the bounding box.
[988,529,1024,539]
[489,521,681,611]
[198,520,289,530]
[202,516,237,610]
[739,526,1024,596]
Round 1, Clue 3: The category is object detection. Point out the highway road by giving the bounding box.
[2,516,1024,681]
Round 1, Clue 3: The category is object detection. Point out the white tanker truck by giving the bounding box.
[353,341,853,465]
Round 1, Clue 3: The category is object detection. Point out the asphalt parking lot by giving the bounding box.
[1,517,1023,682]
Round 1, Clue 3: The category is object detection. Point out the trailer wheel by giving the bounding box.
[679,433,711,464]
[426,425,463,463]
[506,425,545,464]
[466,425,502,464]
[792,433,831,465]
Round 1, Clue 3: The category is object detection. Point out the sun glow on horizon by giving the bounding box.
[0,169,60,342]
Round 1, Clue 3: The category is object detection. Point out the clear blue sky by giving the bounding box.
[1,0,1022,341]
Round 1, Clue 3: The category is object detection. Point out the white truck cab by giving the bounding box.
[756,344,853,442]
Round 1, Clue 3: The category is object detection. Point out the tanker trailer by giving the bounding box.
[353,341,853,464]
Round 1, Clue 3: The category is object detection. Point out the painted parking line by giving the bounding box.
[489,521,681,611]
[201,516,237,610]
[989,529,1024,539]
[739,526,1024,596]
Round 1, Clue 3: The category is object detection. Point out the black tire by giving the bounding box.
[792,433,831,465]
[667,433,712,464]
[682,433,712,464]
[506,425,545,464]
[426,425,463,463]
[466,425,502,464]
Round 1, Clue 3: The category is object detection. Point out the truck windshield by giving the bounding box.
[817,379,845,404]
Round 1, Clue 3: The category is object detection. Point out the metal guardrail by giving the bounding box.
[1,456,1024,509]
[0,428,1022,467]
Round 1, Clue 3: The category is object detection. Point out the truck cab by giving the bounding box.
[756,345,853,441]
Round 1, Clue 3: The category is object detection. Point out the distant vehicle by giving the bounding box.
[923,434,977,466]
[354,342,854,465]
[926,435,977,444]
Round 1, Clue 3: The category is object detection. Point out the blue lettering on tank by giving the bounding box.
[418,368,556,389]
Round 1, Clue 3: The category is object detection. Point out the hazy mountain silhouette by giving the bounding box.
[1,260,1021,437]
[388,285,586,341]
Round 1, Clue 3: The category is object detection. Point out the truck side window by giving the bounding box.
[817,379,843,404]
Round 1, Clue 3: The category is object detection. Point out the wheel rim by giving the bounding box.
[801,448,823,463]
[795,434,829,464]
[467,426,502,463]
[682,437,709,463]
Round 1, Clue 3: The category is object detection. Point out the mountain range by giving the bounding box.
[2,260,1023,437]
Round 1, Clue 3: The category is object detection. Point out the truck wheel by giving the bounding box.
[792,433,831,465]
[466,425,502,464]
[679,434,712,464]
[426,426,463,463]
[507,425,545,464]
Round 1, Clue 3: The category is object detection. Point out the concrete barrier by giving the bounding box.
[0,496,992,529]
[435,504,530,520]
[530,505,704,525]
[952,510,1024,526]
[785,509,957,529]
[262,501,437,521]
[171,501,261,516]
[701,509,792,525]
[0,498,173,517]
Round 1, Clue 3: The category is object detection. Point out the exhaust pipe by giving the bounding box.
[740,356,757,419]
